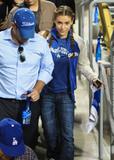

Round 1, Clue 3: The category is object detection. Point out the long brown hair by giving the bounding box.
[49,5,75,49]
[53,5,75,22]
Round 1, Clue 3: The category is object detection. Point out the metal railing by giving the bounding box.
[88,0,114,67]
[75,0,114,159]
[110,31,114,160]
[88,1,114,159]
[99,61,112,160]
[89,30,114,159]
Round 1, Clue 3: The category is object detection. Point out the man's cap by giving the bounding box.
[13,8,36,39]
[0,118,25,157]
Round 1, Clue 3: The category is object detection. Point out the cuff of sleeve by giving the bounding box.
[90,75,98,82]
[38,71,53,84]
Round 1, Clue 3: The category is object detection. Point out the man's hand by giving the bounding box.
[27,89,40,102]
[27,80,45,102]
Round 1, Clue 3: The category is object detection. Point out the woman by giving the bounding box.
[40,6,102,160]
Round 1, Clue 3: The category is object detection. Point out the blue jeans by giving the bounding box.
[40,93,75,160]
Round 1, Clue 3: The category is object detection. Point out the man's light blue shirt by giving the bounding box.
[0,29,54,100]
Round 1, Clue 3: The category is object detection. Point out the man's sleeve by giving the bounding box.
[37,39,54,84]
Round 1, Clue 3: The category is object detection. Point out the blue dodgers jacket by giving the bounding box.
[46,28,80,101]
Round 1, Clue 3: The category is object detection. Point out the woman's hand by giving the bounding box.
[92,79,103,89]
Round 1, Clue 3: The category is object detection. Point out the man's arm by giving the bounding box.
[28,37,54,102]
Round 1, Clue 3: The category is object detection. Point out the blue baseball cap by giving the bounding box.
[0,118,25,157]
[13,8,35,39]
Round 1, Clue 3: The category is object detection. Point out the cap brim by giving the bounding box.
[19,26,35,39]
[0,141,25,157]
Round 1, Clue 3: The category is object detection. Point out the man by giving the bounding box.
[0,0,11,31]
[5,0,56,150]
[0,8,54,149]
[4,0,56,148]
[5,0,56,34]
[0,118,38,160]
[0,0,24,31]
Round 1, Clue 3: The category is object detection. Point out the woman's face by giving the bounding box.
[54,15,73,39]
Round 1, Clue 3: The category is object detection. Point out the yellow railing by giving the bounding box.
[98,3,114,49]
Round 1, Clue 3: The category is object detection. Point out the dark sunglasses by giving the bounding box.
[18,46,26,62]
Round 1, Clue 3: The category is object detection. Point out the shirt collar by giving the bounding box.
[3,28,37,43]
[3,28,12,41]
